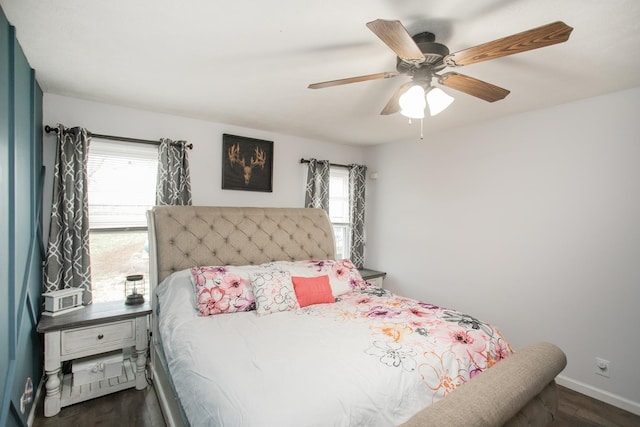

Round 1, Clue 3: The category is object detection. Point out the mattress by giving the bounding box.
[156,269,513,427]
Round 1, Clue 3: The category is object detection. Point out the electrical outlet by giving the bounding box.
[595,357,610,378]
[19,377,33,414]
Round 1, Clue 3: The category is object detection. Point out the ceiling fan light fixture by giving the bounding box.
[426,87,454,116]
[399,85,426,119]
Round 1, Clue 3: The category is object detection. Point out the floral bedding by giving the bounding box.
[157,269,513,427]
[310,287,512,402]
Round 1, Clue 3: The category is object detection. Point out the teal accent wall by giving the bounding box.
[1,6,44,426]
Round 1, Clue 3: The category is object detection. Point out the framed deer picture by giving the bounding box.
[222,134,273,192]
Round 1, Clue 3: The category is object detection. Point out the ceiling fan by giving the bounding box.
[308,19,573,119]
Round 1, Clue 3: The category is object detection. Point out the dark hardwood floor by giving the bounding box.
[550,386,640,427]
[32,385,166,427]
[32,384,639,426]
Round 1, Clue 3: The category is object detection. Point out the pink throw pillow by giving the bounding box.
[292,275,335,307]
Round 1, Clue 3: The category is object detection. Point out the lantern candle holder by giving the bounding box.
[124,274,145,305]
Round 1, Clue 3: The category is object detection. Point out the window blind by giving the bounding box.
[87,139,158,229]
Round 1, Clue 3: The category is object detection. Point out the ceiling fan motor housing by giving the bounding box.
[396,31,450,74]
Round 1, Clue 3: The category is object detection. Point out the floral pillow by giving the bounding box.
[250,270,300,316]
[277,259,369,296]
[192,265,272,316]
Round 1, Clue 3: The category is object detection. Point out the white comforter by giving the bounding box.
[156,270,511,427]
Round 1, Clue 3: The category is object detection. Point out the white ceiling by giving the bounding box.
[2,0,640,146]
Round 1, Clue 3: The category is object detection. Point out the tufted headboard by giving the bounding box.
[146,206,336,285]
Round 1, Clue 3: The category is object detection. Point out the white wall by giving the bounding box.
[364,86,640,414]
[42,94,366,239]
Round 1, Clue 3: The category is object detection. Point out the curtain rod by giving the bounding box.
[44,125,193,150]
[299,158,350,169]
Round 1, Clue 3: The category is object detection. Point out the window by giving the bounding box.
[329,168,350,259]
[87,139,158,303]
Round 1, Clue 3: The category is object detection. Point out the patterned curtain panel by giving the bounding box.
[43,125,93,304]
[156,138,192,205]
[349,164,367,268]
[304,158,330,211]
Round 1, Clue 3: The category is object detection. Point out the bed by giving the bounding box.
[146,206,567,426]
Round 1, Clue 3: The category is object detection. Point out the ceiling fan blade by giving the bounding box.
[366,19,425,62]
[445,21,573,67]
[380,81,414,115]
[308,72,399,89]
[439,72,510,102]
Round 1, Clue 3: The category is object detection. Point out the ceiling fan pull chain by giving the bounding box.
[406,118,424,140]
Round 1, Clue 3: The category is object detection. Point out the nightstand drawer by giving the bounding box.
[61,319,135,357]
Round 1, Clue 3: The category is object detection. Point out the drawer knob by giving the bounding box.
[97,334,104,340]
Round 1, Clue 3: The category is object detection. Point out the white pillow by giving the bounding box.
[250,270,300,316]
[276,259,368,296]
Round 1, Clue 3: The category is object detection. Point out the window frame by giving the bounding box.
[87,138,158,303]
[329,167,351,260]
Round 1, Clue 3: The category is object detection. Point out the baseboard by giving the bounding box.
[556,375,640,416]
[27,377,44,427]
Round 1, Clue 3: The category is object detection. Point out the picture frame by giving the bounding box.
[222,134,273,192]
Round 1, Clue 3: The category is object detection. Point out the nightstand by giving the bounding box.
[359,268,387,288]
[36,300,152,417]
